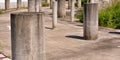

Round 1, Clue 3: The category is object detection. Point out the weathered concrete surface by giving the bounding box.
[57,0,66,18]
[52,1,57,28]
[5,0,10,10]
[0,7,120,60]
[84,3,98,40]
[11,12,45,60]
[70,0,75,22]
[17,0,22,9]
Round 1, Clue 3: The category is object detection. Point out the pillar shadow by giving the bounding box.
[65,35,84,40]
[45,27,54,30]
[109,32,120,34]
[76,24,83,27]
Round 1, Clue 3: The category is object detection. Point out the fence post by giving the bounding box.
[11,12,45,60]
[52,1,57,29]
[84,3,98,40]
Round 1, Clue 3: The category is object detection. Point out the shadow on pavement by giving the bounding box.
[65,35,84,40]
[109,32,120,34]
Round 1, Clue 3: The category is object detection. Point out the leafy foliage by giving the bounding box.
[76,1,120,29]
[99,1,120,29]
[81,0,87,6]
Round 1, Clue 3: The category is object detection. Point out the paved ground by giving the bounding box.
[0,7,120,60]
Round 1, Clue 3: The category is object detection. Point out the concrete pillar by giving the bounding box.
[89,0,95,3]
[76,0,81,8]
[28,0,35,12]
[52,1,57,28]
[68,0,71,9]
[17,0,22,9]
[84,3,98,40]
[11,12,45,60]
[70,0,75,22]
[91,0,95,3]
[39,0,42,12]
[5,0,10,10]
[45,0,50,3]
[35,0,40,12]
[57,0,66,18]
[50,0,54,9]
[28,0,41,12]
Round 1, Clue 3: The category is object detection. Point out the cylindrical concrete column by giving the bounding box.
[39,0,42,12]
[68,0,71,9]
[28,0,35,12]
[45,0,50,3]
[57,0,66,18]
[35,0,41,12]
[5,0,10,10]
[17,0,22,9]
[52,1,57,28]
[11,12,45,60]
[50,0,54,9]
[70,0,75,22]
[89,0,95,3]
[76,0,81,8]
[91,0,95,3]
[84,3,98,40]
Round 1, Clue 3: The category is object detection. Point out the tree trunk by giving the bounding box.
[57,0,66,18]
[5,0,10,10]
[17,0,22,9]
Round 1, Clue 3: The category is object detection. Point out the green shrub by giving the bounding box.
[0,10,3,14]
[76,0,87,22]
[99,1,120,29]
[76,9,84,23]
[76,1,120,29]
[0,9,5,14]
[81,0,87,6]
[42,2,50,7]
